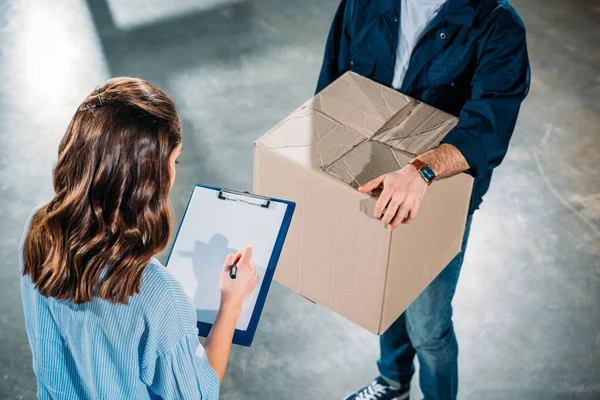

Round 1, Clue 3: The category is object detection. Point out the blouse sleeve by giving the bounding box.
[141,334,220,400]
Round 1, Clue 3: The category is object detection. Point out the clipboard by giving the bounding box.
[166,184,295,347]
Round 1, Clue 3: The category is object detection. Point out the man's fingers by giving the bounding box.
[406,200,421,223]
[398,203,411,223]
[381,194,404,225]
[374,187,393,219]
[388,203,411,230]
[388,213,406,230]
[358,175,385,193]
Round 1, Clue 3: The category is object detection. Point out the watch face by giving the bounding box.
[420,165,436,182]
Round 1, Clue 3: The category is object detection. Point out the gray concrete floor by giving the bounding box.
[1,0,599,399]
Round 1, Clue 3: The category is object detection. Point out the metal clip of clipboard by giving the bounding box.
[217,189,271,208]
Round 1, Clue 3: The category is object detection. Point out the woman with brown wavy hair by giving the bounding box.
[19,77,258,399]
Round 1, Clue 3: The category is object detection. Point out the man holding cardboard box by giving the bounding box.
[315,0,530,399]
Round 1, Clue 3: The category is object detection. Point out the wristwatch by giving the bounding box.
[409,159,436,185]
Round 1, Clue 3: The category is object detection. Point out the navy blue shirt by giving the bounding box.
[316,0,531,213]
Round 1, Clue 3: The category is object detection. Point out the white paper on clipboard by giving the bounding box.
[166,186,288,331]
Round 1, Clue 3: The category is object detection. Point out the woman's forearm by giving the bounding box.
[203,301,241,382]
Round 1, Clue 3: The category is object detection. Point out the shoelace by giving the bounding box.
[356,381,389,400]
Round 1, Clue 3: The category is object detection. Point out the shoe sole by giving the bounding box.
[342,392,409,400]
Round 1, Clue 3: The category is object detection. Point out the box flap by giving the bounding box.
[257,101,366,171]
[372,103,458,155]
[326,140,414,189]
[256,72,457,179]
[313,72,413,138]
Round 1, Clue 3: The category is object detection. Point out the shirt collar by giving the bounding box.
[370,0,475,27]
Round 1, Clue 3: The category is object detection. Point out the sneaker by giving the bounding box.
[343,376,410,400]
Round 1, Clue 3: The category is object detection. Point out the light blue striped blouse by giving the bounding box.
[19,211,220,399]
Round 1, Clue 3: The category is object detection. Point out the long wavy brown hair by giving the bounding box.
[22,77,182,304]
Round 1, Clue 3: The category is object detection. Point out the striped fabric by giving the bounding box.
[19,211,220,399]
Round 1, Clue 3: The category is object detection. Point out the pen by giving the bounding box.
[229,253,242,279]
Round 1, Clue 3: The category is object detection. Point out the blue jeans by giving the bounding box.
[378,215,473,400]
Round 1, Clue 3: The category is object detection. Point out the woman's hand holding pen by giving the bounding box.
[219,246,258,314]
[206,246,258,382]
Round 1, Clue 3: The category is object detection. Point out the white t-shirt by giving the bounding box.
[392,0,448,89]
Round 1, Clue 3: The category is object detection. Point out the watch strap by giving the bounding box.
[409,158,427,172]
[409,158,434,185]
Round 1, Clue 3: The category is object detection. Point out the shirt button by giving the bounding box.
[451,82,456,88]
[440,32,447,40]
[350,60,354,66]
[393,16,398,22]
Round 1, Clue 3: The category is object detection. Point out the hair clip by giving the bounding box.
[85,103,97,117]
[95,87,104,105]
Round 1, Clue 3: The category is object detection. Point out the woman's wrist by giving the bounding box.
[205,297,242,384]
[218,297,242,320]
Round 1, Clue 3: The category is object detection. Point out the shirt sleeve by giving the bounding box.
[440,13,531,176]
[142,334,220,400]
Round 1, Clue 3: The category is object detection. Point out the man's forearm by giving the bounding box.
[418,143,470,180]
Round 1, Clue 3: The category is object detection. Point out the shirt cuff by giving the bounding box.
[441,128,489,177]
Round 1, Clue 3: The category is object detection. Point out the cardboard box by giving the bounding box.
[253,72,473,334]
